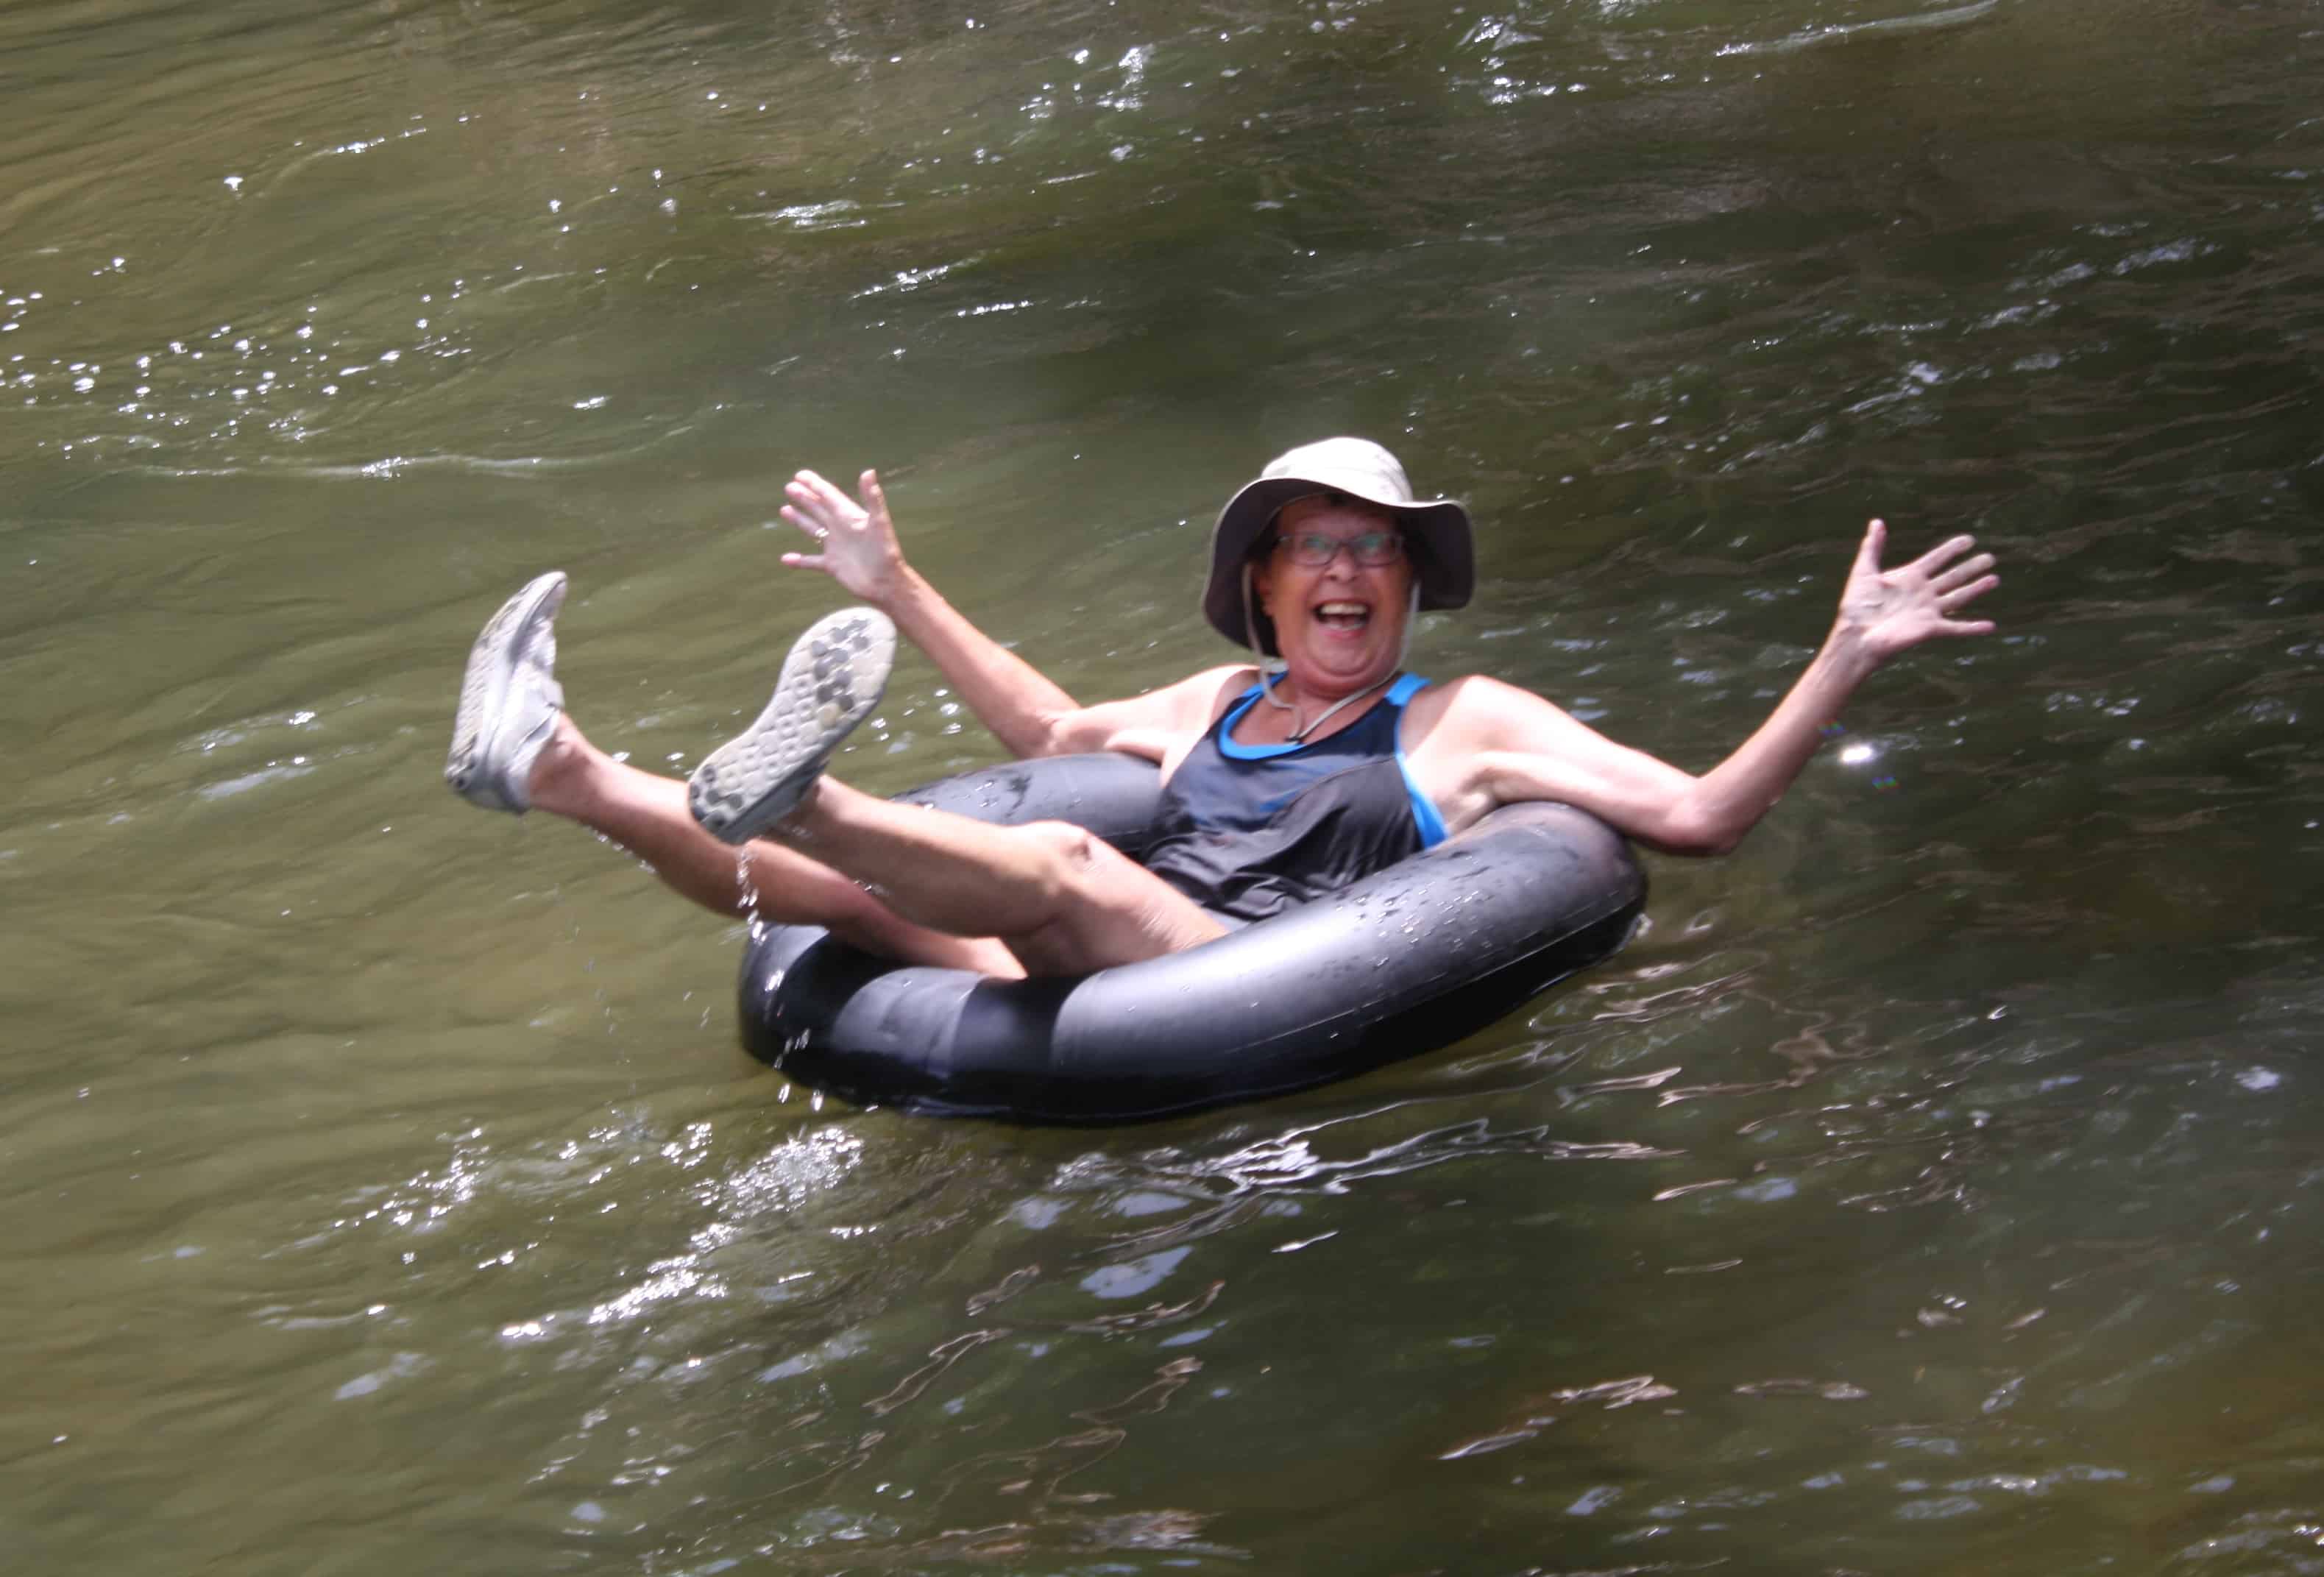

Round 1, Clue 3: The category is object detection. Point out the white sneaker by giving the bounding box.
[444,570,567,813]
[688,607,895,843]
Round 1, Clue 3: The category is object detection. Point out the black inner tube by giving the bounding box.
[738,754,1645,1124]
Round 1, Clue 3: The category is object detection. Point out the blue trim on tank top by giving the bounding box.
[1214,674,1445,849]
[1386,675,1449,848]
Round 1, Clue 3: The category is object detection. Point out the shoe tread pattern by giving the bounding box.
[688,608,895,843]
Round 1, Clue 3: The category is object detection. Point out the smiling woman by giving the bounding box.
[693,431,1982,1118]
[448,435,1995,1013]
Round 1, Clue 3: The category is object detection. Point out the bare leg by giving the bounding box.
[766,778,1229,977]
[526,716,1025,979]
[676,603,1228,977]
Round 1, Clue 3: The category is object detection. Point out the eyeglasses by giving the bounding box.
[1272,529,1406,568]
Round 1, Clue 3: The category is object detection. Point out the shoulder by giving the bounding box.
[1404,673,1562,748]
[1141,665,1258,727]
[1058,664,1255,756]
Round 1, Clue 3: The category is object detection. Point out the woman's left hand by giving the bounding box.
[1833,519,1999,666]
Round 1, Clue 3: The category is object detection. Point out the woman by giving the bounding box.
[445,439,1997,977]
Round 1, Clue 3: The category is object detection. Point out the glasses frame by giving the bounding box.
[1270,528,1408,569]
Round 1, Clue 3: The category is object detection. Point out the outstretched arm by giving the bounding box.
[1463,520,1998,854]
[779,468,1211,759]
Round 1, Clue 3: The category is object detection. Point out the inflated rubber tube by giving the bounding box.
[737,753,1645,1124]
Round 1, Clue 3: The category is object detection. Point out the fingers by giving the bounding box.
[792,468,846,506]
[1936,573,1999,612]
[783,481,829,522]
[860,469,897,528]
[784,473,861,534]
[1907,533,1980,578]
[778,550,828,573]
[787,468,862,528]
[778,504,830,542]
[787,467,893,522]
[1927,551,1997,595]
[1852,517,1887,575]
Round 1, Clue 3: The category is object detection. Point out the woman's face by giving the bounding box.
[1250,494,1416,696]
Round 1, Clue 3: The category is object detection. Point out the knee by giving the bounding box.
[1021,819,1105,896]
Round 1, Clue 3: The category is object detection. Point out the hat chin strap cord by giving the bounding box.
[1241,568,1419,744]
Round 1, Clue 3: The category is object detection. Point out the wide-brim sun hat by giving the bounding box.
[1202,436,1474,656]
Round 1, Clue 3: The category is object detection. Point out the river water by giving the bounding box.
[5,0,2323,1570]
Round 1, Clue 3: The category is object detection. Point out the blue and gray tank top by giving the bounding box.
[1141,673,1448,924]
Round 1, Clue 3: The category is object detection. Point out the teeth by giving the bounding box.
[1318,602,1367,616]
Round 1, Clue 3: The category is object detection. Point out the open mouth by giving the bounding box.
[1314,600,1371,634]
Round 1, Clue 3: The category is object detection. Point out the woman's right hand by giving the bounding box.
[779,468,910,605]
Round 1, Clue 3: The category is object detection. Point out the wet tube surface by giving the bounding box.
[737,753,1645,1124]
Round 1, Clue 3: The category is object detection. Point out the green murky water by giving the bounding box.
[5,0,2323,1570]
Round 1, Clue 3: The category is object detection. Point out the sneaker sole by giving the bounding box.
[445,570,567,807]
[688,607,896,843]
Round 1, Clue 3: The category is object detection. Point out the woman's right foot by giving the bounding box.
[688,607,895,843]
[445,570,567,813]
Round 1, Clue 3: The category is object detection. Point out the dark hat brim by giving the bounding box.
[1201,478,1474,655]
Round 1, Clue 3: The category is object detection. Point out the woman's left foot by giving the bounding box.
[689,607,895,843]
